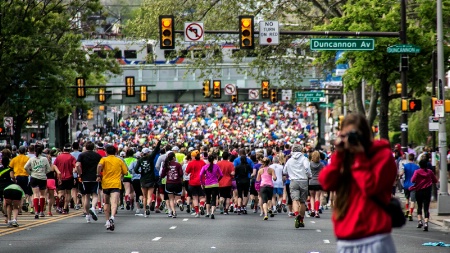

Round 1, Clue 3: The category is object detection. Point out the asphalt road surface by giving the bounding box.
[0,207,449,253]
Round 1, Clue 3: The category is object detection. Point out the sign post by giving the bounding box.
[259,21,279,45]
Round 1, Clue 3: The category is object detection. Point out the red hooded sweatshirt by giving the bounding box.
[318,139,397,240]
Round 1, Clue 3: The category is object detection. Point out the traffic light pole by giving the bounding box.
[400,0,408,154]
[436,0,450,215]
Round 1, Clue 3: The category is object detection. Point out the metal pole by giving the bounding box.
[400,0,408,154]
[431,51,438,202]
[437,0,450,215]
[174,30,399,37]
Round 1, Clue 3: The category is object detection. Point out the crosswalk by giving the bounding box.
[0,210,83,237]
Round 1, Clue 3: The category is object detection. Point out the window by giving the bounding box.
[164,50,175,60]
[232,49,257,57]
[179,50,188,58]
[146,44,153,54]
[124,50,137,59]
[193,49,206,59]
[113,49,122,58]
[94,50,107,59]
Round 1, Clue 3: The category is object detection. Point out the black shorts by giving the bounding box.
[58,179,74,191]
[123,177,132,183]
[188,185,205,197]
[236,182,250,198]
[165,183,182,195]
[141,181,157,188]
[3,188,23,201]
[103,188,120,195]
[260,186,274,204]
[183,181,191,197]
[132,179,143,199]
[285,183,292,205]
[30,177,47,190]
[309,185,323,191]
[219,186,232,199]
[16,176,32,196]
[80,182,99,195]
[249,182,258,196]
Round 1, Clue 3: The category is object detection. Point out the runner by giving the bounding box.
[234,152,252,215]
[160,152,183,218]
[270,156,284,214]
[76,141,102,223]
[45,150,61,216]
[308,151,324,218]
[256,157,277,220]
[399,153,419,221]
[182,152,192,213]
[123,149,136,210]
[53,143,77,214]
[185,150,206,217]
[217,151,234,215]
[200,154,223,219]
[8,146,31,213]
[96,145,128,231]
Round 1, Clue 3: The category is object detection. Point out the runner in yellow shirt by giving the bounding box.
[96,145,128,231]
[8,146,31,212]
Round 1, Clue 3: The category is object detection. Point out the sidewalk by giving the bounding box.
[398,182,450,230]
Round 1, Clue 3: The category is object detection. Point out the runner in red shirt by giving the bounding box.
[53,143,76,214]
[185,150,206,217]
[217,151,235,214]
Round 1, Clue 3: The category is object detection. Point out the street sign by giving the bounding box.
[184,22,204,42]
[296,97,324,103]
[400,123,408,132]
[295,91,324,98]
[435,99,444,117]
[319,103,334,108]
[310,38,375,51]
[259,21,279,45]
[429,116,439,131]
[281,89,292,101]
[224,83,237,95]
[248,89,260,100]
[387,44,421,54]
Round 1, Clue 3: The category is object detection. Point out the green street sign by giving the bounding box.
[296,97,323,103]
[295,91,324,98]
[310,38,375,51]
[387,44,421,54]
[319,103,334,108]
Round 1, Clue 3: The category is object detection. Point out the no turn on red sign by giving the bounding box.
[259,21,279,45]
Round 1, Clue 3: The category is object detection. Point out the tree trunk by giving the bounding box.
[367,85,379,127]
[353,82,365,114]
[379,75,390,140]
[13,115,25,146]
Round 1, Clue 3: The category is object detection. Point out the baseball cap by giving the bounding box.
[97,143,104,149]
[259,143,264,148]
[63,143,71,150]
[135,151,142,158]
[119,151,126,157]
[172,146,180,152]
[188,147,194,152]
[142,148,151,154]
[191,150,200,157]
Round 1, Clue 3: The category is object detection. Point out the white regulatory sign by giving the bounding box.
[259,21,279,45]
[434,100,444,117]
[224,84,237,95]
[248,89,260,100]
[184,22,204,42]
[281,89,292,101]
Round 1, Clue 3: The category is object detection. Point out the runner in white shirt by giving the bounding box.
[270,156,284,213]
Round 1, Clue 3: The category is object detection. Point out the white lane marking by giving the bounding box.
[170,226,177,229]
[323,240,330,244]
[211,246,216,249]
[310,221,316,223]
[135,214,144,216]
[183,218,189,221]
[152,237,162,241]
[316,229,322,232]
[131,252,139,253]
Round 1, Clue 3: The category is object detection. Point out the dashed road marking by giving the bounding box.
[310,221,316,223]
[152,237,162,241]
[316,229,322,232]
[323,240,330,244]
[170,226,177,229]
[183,218,189,221]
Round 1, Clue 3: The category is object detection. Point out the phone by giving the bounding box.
[347,131,360,145]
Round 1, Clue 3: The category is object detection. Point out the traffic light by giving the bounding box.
[270,89,277,103]
[401,99,408,112]
[87,110,94,120]
[231,94,238,103]
[159,15,175,49]
[203,80,211,98]
[31,132,36,139]
[76,77,86,98]
[431,97,437,111]
[125,76,135,97]
[213,80,221,99]
[338,115,344,129]
[140,86,148,102]
[261,80,269,98]
[239,16,254,49]
[408,99,422,112]
[396,83,402,94]
[98,87,106,103]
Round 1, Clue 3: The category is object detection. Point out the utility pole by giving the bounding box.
[437,0,450,215]
[400,0,408,154]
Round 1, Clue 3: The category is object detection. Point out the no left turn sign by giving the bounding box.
[224,84,236,95]
[184,22,204,42]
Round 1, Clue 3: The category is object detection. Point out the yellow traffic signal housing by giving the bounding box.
[396,83,402,94]
[76,77,86,98]
[270,89,277,103]
[213,80,221,98]
[98,87,106,103]
[159,15,175,49]
[431,97,437,111]
[231,94,238,103]
[261,80,269,98]
[125,76,135,97]
[446,100,450,113]
[203,80,211,98]
[87,110,94,119]
[401,99,408,112]
[140,86,148,102]
[338,115,345,129]
[239,16,254,49]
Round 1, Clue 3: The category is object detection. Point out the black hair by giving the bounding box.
[419,159,428,170]
[222,151,230,160]
[106,145,116,155]
[85,141,95,151]
[126,149,134,157]
[35,144,44,157]
[164,152,176,171]
[240,155,247,164]
[207,154,215,173]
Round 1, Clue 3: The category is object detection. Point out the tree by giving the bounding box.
[314,0,450,140]
[0,0,121,145]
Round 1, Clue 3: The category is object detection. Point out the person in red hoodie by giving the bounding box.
[318,113,397,253]
[185,150,206,217]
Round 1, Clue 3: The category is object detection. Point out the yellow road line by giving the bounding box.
[0,211,82,237]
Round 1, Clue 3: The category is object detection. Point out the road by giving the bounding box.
[0,207,449,253]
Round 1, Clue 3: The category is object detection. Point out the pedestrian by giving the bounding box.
[308,150,324,218]
[318,113,398,253]
[399,153,419,221]
[200,154,223,219]
[160,152,183,218]
[217,151,234,214]
[234,153,252,215]
[256,157,277,220]
[53,143,76,214]
[185,150,206,217]
[409,159,438,231]
[8,146,31,213]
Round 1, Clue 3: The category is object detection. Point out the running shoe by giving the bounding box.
[408,215,413,221]
[7,221,13,228]
[220,210,224,214]
[253,209,257,213]
[35,214,39,219]
[47,212,53,217]
[310,211,315,217]
[139,199,144,209]
[75,204,80,210]
[145,208,150,216]
[200,206,205,215]
[229,205,234,213]
[315,213,320,218]
[224,210,229,215]
[211,214,215,219]
[270,212,274,218]
[30,207,35,214]
[282,204,287,213]
[86,215,91,223]
[318,207,323,214]
[105,220,111,230]
[159,201,165,211]
[131,203,134,211]
[172,212,177,218]
[168,212,173,218]
[250,199,255,209]
[11,220,19,227]
[294,215,300,228]
[205,214,210,218]
[299,220,305,227]
[288,212,294,217]
[98,207,104,214]
[417,220,423,228]
[135,208,140,214]
[276,205,282,213]
[150,201,155,211]
[89,209,98,221]
[423,222,428,232]
[179,203,184,212]
[126,201,131,210]
[264,216,268,221]
[195,213,200,218]
[120,204,124,210]
[404,210,410,218]
[155,209,161,213]
[186,204,191,213]
[109,218,115,231]
[219,203,224,214]
[39,212,45,217]
[22,203,29,212]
